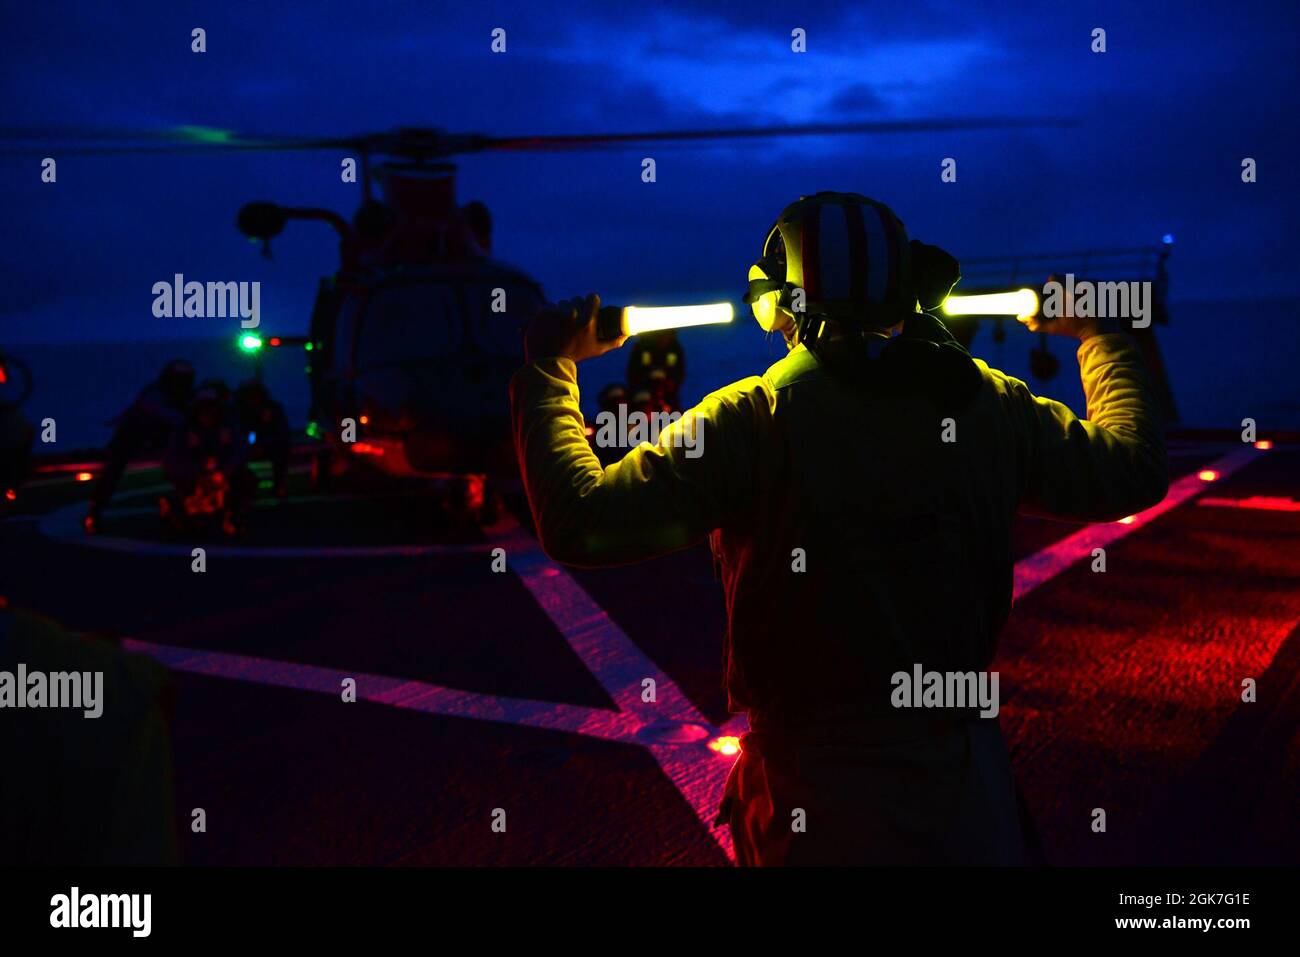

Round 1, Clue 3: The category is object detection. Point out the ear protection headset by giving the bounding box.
[744,192,979,409]
[744,192,961,338]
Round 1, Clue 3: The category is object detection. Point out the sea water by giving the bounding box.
[6,298,1297,451]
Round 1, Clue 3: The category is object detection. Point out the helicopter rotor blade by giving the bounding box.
[475,116,1075,152]
[0,116,1074,158]
[0,125,360,156]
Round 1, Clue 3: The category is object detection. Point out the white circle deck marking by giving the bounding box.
[39,496,534,557]
[28,447,1265,864]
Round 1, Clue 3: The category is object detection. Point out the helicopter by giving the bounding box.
[232,153,550,510]
[4,118,1082,519]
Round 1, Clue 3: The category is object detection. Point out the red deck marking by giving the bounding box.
[39,499,537,558]
[511,545,738,857]
[1198,495,1300,512]
[512,550,704,720]
[121,639,641,743]
[100,447,1269,865]
[1013,447,1259,601]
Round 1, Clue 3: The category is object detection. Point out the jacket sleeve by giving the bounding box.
[509,357,765,566]
[1008,333,1168,522]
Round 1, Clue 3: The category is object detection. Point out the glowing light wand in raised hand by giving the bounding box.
[593,303,735,340]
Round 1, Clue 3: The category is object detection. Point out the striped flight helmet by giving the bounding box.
[744,192,918,331]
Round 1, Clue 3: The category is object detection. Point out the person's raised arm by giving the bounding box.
[511,294,763,566]
[1009,300,1168,522]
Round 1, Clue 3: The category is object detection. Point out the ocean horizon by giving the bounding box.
[5,297,1296,450]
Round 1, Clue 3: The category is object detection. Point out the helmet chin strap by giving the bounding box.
[790,312,818,351]
[791,309,903,353]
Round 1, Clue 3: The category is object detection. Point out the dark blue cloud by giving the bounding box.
[1,0,1296,347]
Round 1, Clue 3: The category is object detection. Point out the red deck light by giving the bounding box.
[708,736,741,757]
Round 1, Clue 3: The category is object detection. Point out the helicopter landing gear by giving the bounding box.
[432,473,502,526]
[481,496,500,526]
[310,448,345,492]
[309,449,329,492]
[478,481,503,527]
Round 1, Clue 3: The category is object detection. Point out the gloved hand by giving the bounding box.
[1019,273,1103,341]
[524,293,628,364]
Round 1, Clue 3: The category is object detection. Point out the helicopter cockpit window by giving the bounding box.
[461,282,543,357]
[354,283,465,369]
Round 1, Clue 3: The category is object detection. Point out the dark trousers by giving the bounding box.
[722,720,1028,866]
[91,422,167,511]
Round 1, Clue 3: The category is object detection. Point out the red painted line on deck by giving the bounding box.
[1013,447,1259,602]
[510,544,738,858]
[121,638,642,743]
[1198,495,1300,512]
[114,447,1268,865]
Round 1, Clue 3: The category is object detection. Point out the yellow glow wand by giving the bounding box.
[941,288,1039,320]
[595,303,735,340]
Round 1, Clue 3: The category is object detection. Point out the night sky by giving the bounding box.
[2,0,1296,346]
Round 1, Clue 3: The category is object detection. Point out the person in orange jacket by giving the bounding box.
[511,192,1167,865]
